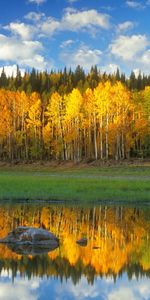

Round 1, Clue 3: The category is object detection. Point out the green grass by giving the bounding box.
[0,165,150,202]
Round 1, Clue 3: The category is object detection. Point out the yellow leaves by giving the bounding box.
[0,80,149,159]
[65,88,83,121]
[46,92,63,124]
[43,123,52,145]
[26,98,42,129]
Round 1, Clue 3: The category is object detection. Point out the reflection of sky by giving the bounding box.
[0,270,150,300]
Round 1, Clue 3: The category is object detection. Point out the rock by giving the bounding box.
[7,240,59,255]
[0,226,59,245]
[76,237,87,246]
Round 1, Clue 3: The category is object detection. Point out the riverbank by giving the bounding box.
[0,161,150,202]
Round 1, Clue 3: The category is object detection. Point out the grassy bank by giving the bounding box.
[0,164,150,202]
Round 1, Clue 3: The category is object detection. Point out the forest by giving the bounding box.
[0,65,150,161]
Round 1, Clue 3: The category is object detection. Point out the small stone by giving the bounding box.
[76,237,88,246]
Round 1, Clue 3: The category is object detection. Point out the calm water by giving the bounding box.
[0,203,150,300]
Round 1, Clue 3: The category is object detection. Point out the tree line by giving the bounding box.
[0,66,150,161]
[0,66,150,94]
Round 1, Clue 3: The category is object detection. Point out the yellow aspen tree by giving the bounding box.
[94,81,112,159]
[26,93,42,159]
[45,92,66,159]
[112,82,132,159]
[65,88,83,161]
[83,88,97,159]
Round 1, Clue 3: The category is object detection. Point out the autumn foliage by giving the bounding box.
[0,81,149,161]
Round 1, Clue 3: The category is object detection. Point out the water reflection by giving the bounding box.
[0,272,150,300]
[6,241,59,255]
[0,203,149,299]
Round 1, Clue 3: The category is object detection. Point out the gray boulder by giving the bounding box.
[0,226,59,245]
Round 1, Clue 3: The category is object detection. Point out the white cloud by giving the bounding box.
[101,63,119,74]
[138,283,150,299]
[117,21,135,32]
[4,22,36,40]
[60,45,102,69]
[133,68,141,77]
[60,39,74,48]
[137,49,150,73]
[0,35,42,60]
[108,287,139,300]
[0,34,47,70]
[126,1,145,9]
[0,269,12,278]
[39,9,110,37]
[0,65,25,77]
[61,9,110,31]
[40,17,60,36]
[28,0,46,5]
[20,54,48,70]
[0,277,40,300]
[109,34,149,61]
[24,12,45,22]
[56,277,100,300]
[141,49,150,64]
[4,9,110,43]
[108,282,150,300]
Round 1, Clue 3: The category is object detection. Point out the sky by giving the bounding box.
[0,0,150,76]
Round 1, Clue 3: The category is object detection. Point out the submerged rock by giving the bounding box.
[76,237,88,246]
[0,226,59,245]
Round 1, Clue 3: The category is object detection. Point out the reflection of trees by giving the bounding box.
[0,204,150,282]
[1,252,150,284]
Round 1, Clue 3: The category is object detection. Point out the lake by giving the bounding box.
[0,203,149,300]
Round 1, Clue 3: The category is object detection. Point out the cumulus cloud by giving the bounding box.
[4,9,111,42]
[117,21,135,32]
[4,22,36,40]
[109,34,149,61]
[60,45,102,69]
[0,34,47,69]
[38,9,110,37]
[61,9,110,31]
[21,54,49,69]
[0,34,42,60]
[40,17,60,36]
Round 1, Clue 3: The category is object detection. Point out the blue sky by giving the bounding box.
[0,0,150,75]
